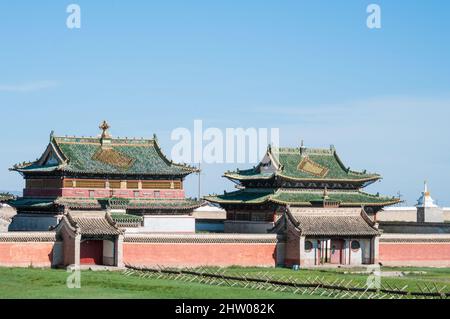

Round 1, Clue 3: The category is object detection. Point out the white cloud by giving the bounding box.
[248,96,450,119]
[0,81,58,92]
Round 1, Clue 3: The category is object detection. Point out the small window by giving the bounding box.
[154,190,160,198]
[134,191,140,198]
[351,240,361,251]
[89,190,95,198]
[304,241,313,252]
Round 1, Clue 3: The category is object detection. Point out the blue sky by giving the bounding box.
[0,1,449,205]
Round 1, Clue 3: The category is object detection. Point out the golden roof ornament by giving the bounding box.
[99,120,111,139]
[99,120,112,148]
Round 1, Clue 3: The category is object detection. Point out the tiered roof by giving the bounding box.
[10,197,202,211]
[206,142,399,208]
[11,124,197,177]
[205,188,399,207]
[224,145,380,184]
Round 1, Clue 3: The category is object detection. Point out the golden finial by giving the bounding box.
[99,120,111,139]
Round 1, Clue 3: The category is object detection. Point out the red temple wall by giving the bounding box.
[23,188,185,199]
[0,242,54,267]
[379,242,450,266]
[123,243,277,267]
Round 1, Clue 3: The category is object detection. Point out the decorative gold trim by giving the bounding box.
[297,157,329,177]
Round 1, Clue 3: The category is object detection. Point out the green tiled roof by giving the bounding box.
[110,213,143,223]
[205,189,274,204]
[205,189,399,207]
[11,197,203,211]
[270,189,400,206]
[9,198,56,209]
[126,198,203,210]
[12,135,197,176]
[224,146,380,183]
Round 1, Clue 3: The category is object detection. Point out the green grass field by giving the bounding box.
[0,266,449,299]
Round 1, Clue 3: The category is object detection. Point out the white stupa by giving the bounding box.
[416,181,438,208]
[416,181,443,223]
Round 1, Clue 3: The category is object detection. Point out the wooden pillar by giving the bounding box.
[115,234,124,268]
[372,236,380,264]
[299,236,306,266]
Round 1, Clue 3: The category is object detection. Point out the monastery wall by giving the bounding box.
[379,234,450,267]
[1,231,450,268]
[0,232,57,267]
[122,233,280,268]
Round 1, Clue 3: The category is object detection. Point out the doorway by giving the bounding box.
[80,240,103,265]
[330,239,344,264]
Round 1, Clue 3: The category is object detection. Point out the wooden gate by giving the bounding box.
[330,239,344,264]
[80,240,103,265]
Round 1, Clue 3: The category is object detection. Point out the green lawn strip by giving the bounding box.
[201,266,450,292]
[1,266,449,299]
[0,267,319,299]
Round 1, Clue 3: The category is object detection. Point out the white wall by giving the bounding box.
[143,215,195,233]
[103,240,115,266]
[346,238,371,265]
[302,239,318,266]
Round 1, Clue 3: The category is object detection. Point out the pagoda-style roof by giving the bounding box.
[11,122,198,177]
[56,211,123,236]
[224,144,380,184]
[285,207,380,236]
[205,188,400,207]
[9,197,203,211]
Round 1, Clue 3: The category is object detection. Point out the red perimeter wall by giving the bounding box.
[123,243,277,267]
[379,242,450,267]
[0,242,54,267]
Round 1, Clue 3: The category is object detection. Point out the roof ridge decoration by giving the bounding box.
[297,156,329,177]
[92,148,135,170]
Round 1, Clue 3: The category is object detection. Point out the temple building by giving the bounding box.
[9,121,202,234]
[206,143,400,266]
